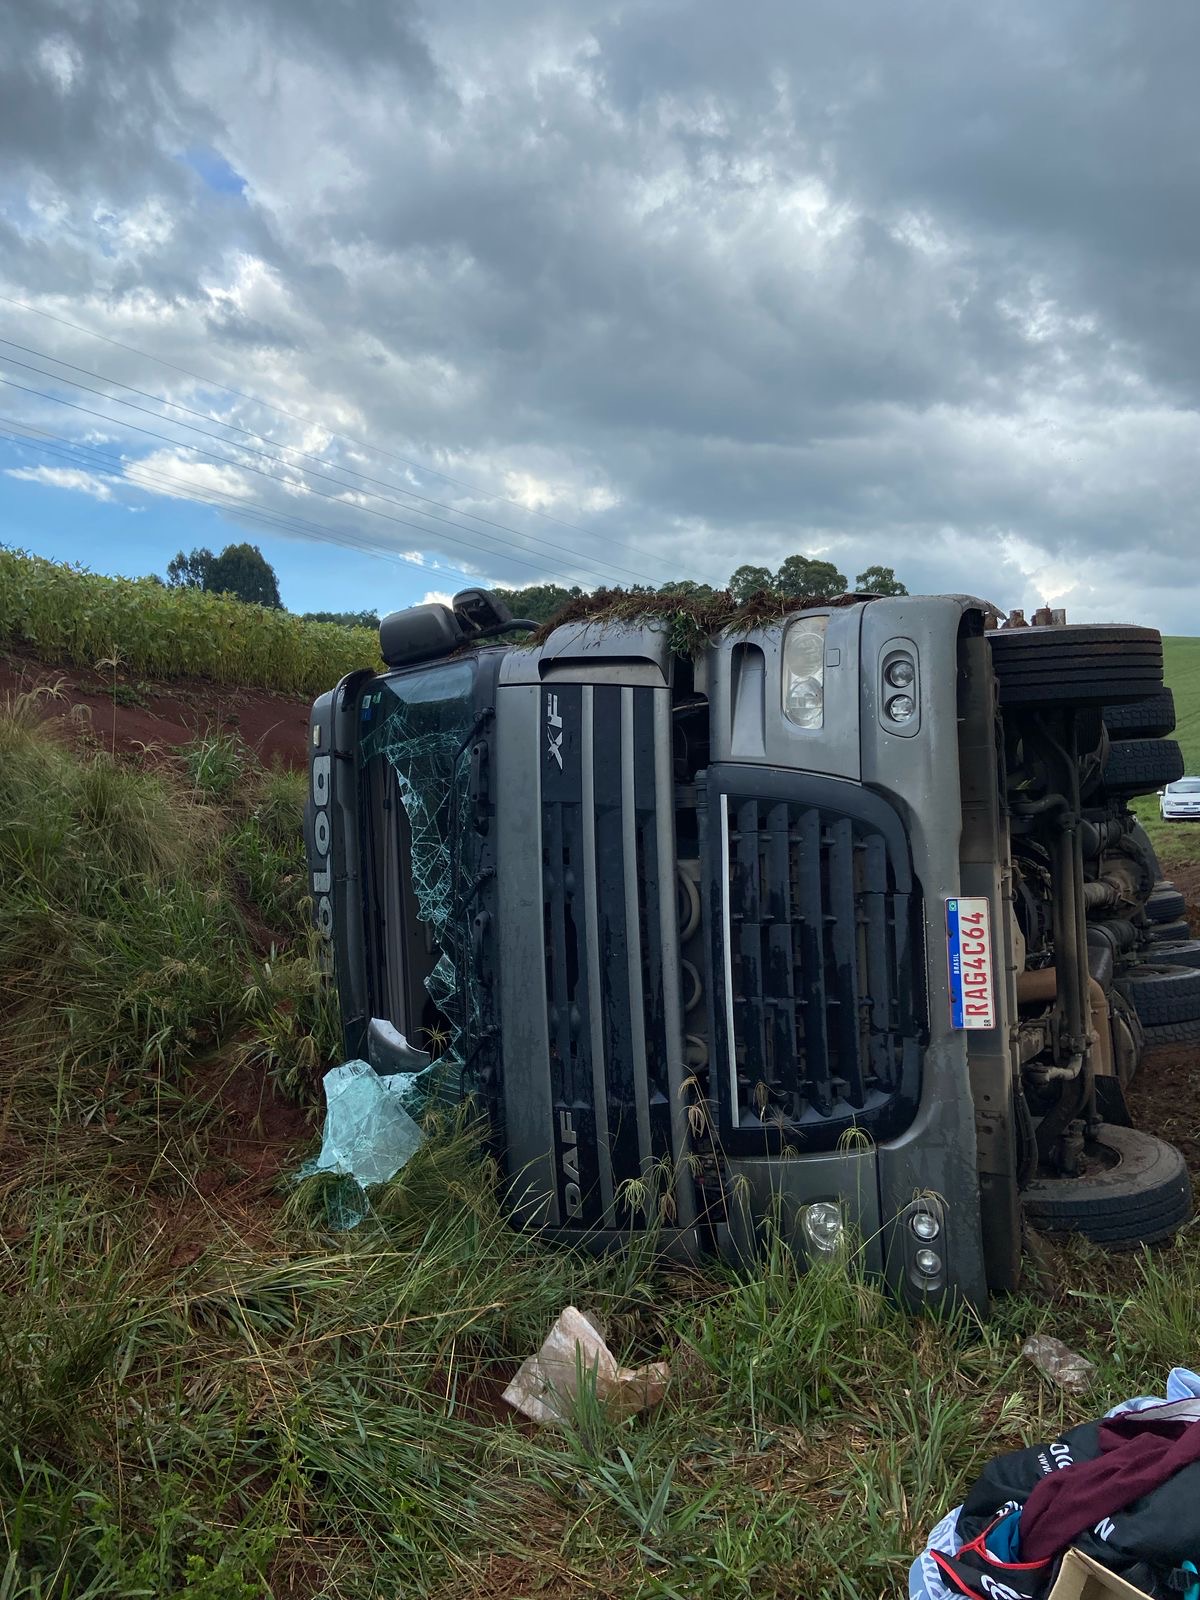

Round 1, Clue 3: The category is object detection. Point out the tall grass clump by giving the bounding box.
[0,547,380,697]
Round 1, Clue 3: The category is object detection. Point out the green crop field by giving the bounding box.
[0,547,381,698]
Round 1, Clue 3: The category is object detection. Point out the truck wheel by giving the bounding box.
[1147,884,1188,923]
[1149,918,1193,945]
[1116,964,1200,1025]
[1104,688,1177,739]
[987,625,1163,708]
[1142,1015,1200,1049]
[1102,739,1185,798]
[1149,940,1200,970]
[1021,1125,1191,1248]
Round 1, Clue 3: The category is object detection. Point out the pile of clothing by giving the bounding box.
[911,1368,1200,1600]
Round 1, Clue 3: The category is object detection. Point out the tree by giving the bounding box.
[167,542,282,608]
[206,543,282,608]
[303,610,381,630]
[728,564,774,602]
[166,547,215,589]
[658,579,716,599]
[774,554,848,598]
[493,583,584,624]
[854,565,908,596]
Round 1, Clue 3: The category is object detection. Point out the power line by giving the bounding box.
[0,335,658,587]
[0,416,482,589]
[0,290,658,561]
[0,373,584,582]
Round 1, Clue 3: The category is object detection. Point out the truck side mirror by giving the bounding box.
[453,587,513,634]
[379,603,466,668]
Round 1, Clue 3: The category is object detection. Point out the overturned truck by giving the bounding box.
[306,590,1195,1311]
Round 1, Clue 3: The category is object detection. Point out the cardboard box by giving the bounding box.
[1048,1549,1153,1599]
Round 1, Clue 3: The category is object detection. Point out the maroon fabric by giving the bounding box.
[1020,1412,1200,1562]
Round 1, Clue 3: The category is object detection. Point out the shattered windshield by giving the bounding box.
[359,661,479,1100]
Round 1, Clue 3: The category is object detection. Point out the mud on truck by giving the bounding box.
[305,588,1195,1312]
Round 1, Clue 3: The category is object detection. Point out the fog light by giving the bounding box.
[885,693,916,722]
[911,1211,940,1242]
[885,658,915,688]
[801,1201,844,1256]
[914,1247,942,1277]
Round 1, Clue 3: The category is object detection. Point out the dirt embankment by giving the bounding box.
[0,645,311,769]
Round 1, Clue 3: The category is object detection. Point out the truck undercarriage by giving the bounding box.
[307,589,1193,1313]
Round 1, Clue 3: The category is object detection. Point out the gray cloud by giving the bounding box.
[2,0,1199,623]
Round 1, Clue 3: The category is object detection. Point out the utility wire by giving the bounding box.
[0,336,658,586]
[0,416,482,589]
[0,373,581,582]
[0,290,658,562]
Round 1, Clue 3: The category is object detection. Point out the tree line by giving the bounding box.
[164,542,906,628]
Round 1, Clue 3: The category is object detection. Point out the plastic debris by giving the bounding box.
[1022,1334,1097,1394]
[295,1059,425,1227]
[501,1306,671,1425]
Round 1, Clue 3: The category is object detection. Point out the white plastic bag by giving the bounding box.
[502,1306,670,1425]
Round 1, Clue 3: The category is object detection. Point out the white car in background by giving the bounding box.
[1160,777,1200,820]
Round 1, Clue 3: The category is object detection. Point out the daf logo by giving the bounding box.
[310,745,334,940]
[545,691,564,769]
[559,1109,582,1218]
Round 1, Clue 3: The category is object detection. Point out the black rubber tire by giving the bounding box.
[988,624,1164,708]
[1116,963,1200,1025]
[1104,688,1176,739]
[1142,1015,1200,1049]
[1149,940,1200,970]
[1101,738,1184,798]
[1021,1125,1191,1248]
[1147,884,1188,923]
[1149,918,1193,945]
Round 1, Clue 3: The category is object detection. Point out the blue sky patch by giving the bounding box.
[180,147,247,198]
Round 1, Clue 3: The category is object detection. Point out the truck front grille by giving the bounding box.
[707,784,922,1151]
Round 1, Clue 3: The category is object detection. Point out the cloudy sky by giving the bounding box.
[2,0,1199,626]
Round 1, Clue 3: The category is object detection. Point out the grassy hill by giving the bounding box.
[1135,636,1200,859]
[1164,636,1200,773]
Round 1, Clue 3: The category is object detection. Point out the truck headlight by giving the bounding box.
[800,1200,844,1255]
[782,617,828,729]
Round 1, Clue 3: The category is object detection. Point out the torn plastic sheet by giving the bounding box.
[502,1306,671,1425]
[296,1060,425,1229]
[358,664,481,1102]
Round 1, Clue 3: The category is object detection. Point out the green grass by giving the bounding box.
[1133,637,1200,862]
[0,547,381,698]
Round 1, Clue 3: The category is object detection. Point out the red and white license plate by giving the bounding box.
[946,897,996,1030]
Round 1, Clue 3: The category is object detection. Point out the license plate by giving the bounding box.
[947,897,996,1030]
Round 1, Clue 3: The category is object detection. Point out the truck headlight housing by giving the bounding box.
[800,1200,844,1256]
[782,617,828,729]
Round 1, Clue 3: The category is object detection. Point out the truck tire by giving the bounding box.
[987,625,1164,708]
[1103,688,1176,739]
[1116,964,1200,1025]
[1149,918,1193,945]
[1147,884,1188,923]
[1021,1126,1191,1248]
[1142,1015,1200,1049]
[1148,939,1200,970]
[1101,739,1184,798]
